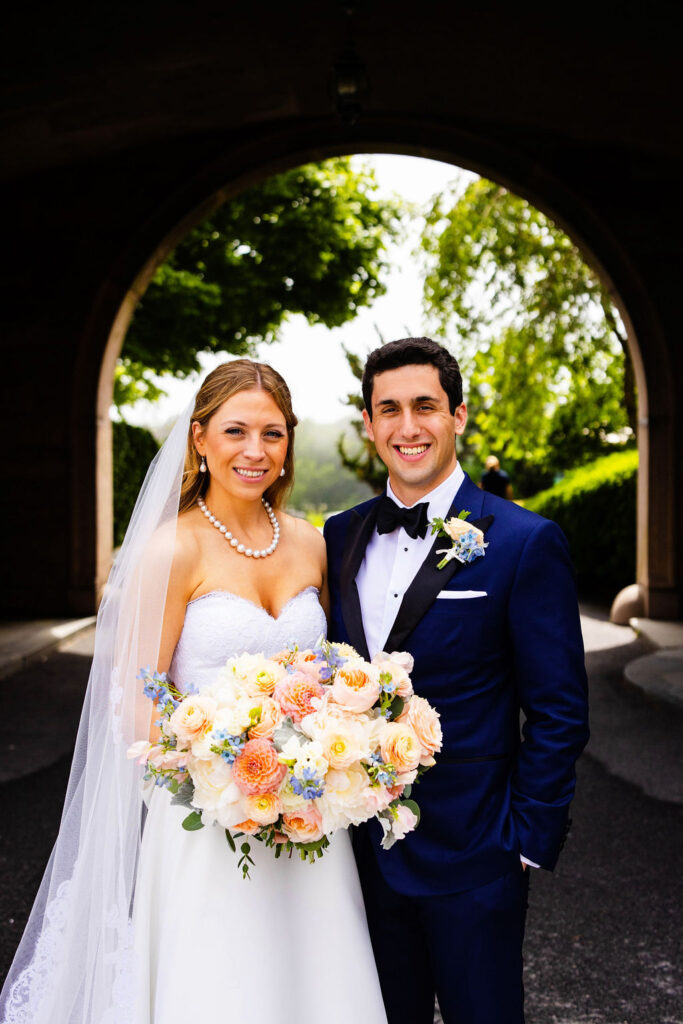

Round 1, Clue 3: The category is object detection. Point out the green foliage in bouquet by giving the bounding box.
[525,450,637,598]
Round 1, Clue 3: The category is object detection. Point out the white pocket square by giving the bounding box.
[436,590,487,599]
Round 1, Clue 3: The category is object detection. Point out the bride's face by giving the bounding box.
[193,388,288,501]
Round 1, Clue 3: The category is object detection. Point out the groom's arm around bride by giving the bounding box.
[324,337,589,1024]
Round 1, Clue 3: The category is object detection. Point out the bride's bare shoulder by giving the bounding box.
[281,512,325,556]
[141,509,203,579]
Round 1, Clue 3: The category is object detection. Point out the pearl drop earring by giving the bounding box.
[199,455,207,473]
[280,467,285,477]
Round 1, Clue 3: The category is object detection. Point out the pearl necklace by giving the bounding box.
[197,496,280,558]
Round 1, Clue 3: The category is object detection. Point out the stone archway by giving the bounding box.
[72,121,674,619]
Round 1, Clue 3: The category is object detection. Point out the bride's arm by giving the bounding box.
[137,520,200,743]
[157,520,201,674]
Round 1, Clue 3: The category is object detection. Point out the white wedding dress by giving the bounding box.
[132,586,388,1024]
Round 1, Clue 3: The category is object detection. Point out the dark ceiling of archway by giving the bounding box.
[2,2,681,182]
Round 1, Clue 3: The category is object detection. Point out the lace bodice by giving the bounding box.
[169,586,327,692]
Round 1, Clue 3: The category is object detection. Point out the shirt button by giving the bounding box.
[404,547,408,552]
[394,593,399,598]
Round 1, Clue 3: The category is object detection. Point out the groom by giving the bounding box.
[324,338,589,1024]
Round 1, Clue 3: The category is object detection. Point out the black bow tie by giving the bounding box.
[376,496,430,539]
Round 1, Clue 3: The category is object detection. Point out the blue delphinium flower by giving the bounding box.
[291,772,325,799]
[210,728,246,764]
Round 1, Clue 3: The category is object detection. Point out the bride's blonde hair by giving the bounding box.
[179,359,297,513]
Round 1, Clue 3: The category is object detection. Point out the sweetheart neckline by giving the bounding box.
[186,584,321,623]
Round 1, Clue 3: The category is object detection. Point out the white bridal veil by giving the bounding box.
[0,399,195,1023]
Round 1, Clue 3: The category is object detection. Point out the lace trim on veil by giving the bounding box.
[3,879,135,1024]
[3,879,73,1023]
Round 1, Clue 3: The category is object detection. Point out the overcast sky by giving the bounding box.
[122,154,477,430]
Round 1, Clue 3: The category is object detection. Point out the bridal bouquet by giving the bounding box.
[128,641,442,877]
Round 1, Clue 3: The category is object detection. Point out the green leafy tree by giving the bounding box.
[115,159,402,406]
[420,178,635,494]
[337,345,387,494]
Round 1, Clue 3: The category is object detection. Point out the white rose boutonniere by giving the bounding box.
[430,510,488,570]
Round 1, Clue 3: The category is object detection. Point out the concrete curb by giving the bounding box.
[0,617,96,681]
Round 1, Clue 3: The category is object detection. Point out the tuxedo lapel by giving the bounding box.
[384,477,494,653]
[339,500,380,661]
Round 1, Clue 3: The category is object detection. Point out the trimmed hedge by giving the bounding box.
[525,449,637,599]
[113,420,160,546]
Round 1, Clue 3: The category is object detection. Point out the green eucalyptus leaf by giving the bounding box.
[181,811,204,831]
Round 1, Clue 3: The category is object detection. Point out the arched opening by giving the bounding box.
[72,124,675,618]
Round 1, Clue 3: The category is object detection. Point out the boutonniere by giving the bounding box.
[430,510,488,570]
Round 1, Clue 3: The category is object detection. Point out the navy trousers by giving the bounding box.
[356,834,530,1024]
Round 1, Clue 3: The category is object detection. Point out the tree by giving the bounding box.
[337,344,387,494]
[115,159,403,406]
[420,177,635,493]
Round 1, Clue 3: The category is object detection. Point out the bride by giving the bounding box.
[1,360,388,1024]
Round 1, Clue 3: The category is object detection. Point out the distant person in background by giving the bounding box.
[480,454,513,499]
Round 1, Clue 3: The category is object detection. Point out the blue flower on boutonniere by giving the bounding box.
[429,510,488,570]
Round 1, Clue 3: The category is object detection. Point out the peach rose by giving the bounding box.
[380,722,422,773]
[331,659,381,713]
[398,695,442,764]
[231,738,287,796]
[244,791,282,826]
[386,650,414,674]
[169,695,217,744]
[247,696,283,740]
[443,516,484,544]
[282,804,324,843]
[273,672,325,723]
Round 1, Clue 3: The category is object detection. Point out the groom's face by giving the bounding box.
[363,363,467,504]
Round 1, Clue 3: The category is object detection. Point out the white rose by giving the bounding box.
[279,785,307,813]
[320,717,370,769]
[319,764,371,830]
[212,702,252,738]
[189,756,239,812]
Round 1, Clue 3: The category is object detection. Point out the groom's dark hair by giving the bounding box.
[362,337,463,418]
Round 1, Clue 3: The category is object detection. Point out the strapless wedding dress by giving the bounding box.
[132,587,388,1024]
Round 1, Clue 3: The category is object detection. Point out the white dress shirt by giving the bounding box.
[356,461,465,659]
[355,462,539,870]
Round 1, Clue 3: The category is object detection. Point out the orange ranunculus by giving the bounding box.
[244,791,282,825]
[247,696,283,740]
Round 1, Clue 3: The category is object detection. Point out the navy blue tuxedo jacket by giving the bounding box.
[324,472,589,896]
